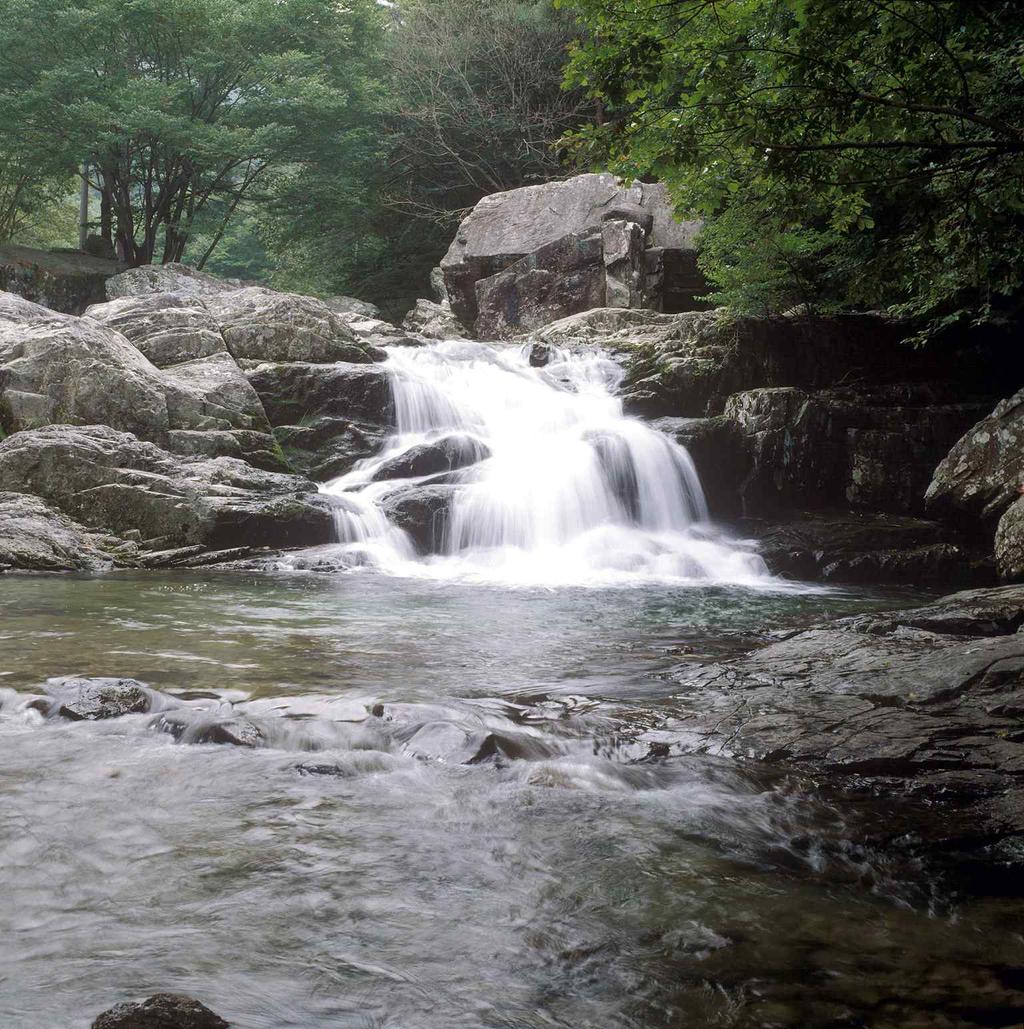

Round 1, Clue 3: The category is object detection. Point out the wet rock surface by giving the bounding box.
[743,510,994,586]
[379,483,459,554]
[654,585,1024,857]
[370,434,490,482]
[91,993,229,1029]
[45,676,153,721]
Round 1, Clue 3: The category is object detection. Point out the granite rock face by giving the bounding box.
[85,292,228,367]
[926,387,1024,523]
[202,287,384,364]
[0,424,334,550]
[0,491,138,572]
[91,993,230,1029]
[0,292,171,438]
[441,173,704,335]
[996,496,1024,582]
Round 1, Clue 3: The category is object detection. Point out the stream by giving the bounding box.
[2,339,1023,1028]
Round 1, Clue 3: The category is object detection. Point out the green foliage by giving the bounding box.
[260,0,593,315]
[559,0,1024,334]
[0,0,385,267]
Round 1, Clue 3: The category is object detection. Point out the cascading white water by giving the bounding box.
[318,339,769,586]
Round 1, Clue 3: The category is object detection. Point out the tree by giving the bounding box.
[262,0,594,315]
[0,0,385,266]
[559,0,1024,333]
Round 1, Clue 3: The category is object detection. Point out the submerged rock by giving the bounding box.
[91,993,229,1029]
[45,676,152,721]
[661,584,1024,856]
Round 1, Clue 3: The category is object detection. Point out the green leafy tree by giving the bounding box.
[263,0,594,315]
[560,0,1024,333]
[0,0,385,267]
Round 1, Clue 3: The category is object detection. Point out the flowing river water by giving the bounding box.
[2,341,1023,1028]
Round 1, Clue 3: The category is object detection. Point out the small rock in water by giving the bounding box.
[45,676,152,721]
[91,992,229,1028]
[528,342,553,367]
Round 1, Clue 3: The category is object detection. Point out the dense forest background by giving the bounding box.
[1,0,1021,333]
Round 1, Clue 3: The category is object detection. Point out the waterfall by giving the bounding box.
[319,339,768,586]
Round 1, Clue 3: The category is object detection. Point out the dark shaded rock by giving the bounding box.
[245,362,394,481]
[724,384,988,517]
[45,676,152,721]
[154,711,263,748]
[0,424,334,551]
[203,288,383,364]
[0,491,138,571]
[401,299,468,340]
[659,585,1024,856]
[651,415,747,520]
[744,510,993,586]
[91,992,229,1029]
[272,418,388,482]
[926,386,1024,524]
[474,228,606,339]
[370,434,489,482]
[441,173,702,330]
[997,497,1024,582]
[0,244,126,314]
[246,362,393,428]
[602,218,647,309]
[528,342,553,368]
[379,484,458,554]
[85,292,227,367]
[616,310,951,419]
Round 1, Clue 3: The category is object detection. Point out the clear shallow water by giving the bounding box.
[3,572,1024,1029]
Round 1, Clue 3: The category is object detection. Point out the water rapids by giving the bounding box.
[318,340,768,587]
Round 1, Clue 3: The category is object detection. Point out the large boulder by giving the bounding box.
[996,496,1024,582]
[0,491,138,572]
[402,299,468,340]
[370,434,490,482]
[323,294,382,320]
[742,510,992,586]
[379,483,459,553]
[0,244,126,314]
[245,362,395,481]
[441,173,703,333]
[926,387,1024,524]
[202,288,383,364]
[723,384,988,517]
[105,262,249,300]
[161,353,271,434]
[85,292,228,367]
[0,424,334,550]
[654,584,1024,858]
[91,993,229,1029]
[0,292,170,438]
[474,228,607,340]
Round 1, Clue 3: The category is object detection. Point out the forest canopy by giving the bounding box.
[560,0,1024,335]
[1,0,1021,332]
